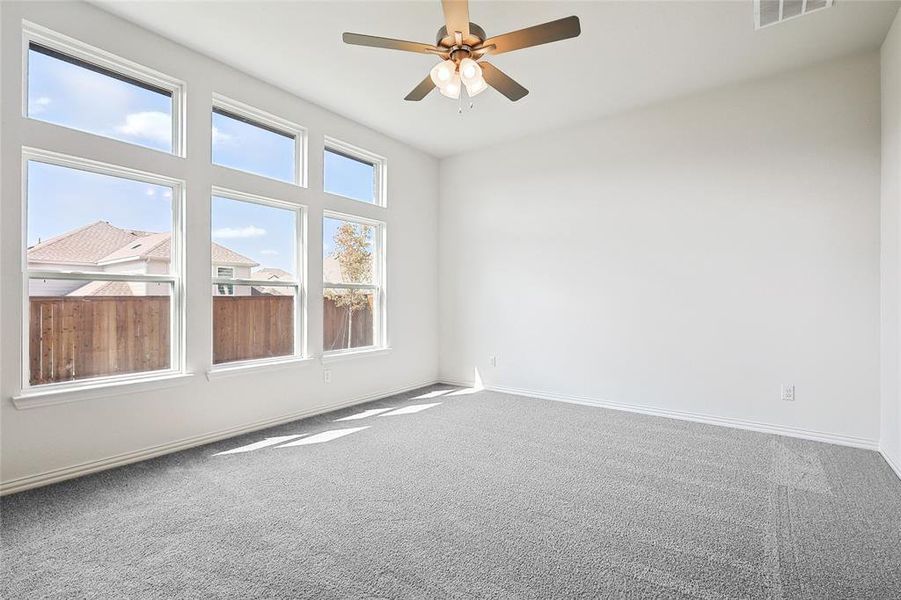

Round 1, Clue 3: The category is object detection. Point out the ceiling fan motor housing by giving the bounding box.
[436,22,486,55]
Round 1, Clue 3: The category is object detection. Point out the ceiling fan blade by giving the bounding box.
[479,16,581,55]
[480,62,528,102]
[343,32,439,54]
[404,75,435,101]
[471,44,495,58]
[441,0,470,38]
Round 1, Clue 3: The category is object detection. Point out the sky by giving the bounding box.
[28,47,173,152]
[27,46,379,280]
[27,161,172,247]
[212,196,295,276]
[212,111,295,183]
[324,150,375,204]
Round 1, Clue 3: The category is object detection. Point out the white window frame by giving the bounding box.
[20,148,186,393]
[211,94,308,187]
[210,188,307,370]
[322,210,387,356]
[323,136,387,207]
[22,21,186,157]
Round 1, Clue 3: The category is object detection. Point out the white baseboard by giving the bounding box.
[881,449,901,481]
[469,382,880,451]
[0,378,439,496]
[436,377,475,388]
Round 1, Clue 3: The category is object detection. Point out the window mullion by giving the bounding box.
[323,282,377,290]
[212,278,299,287]
[27,270,177,284]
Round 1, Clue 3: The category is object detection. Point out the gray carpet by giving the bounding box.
[2,385,900,599]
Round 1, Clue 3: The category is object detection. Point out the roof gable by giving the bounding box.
[212,242,258,267]
[99,232,170,264]
[28,221,152,265]
[253,267,292,280]
[27,222,259,268]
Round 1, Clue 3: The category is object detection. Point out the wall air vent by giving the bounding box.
[755,0,834,29]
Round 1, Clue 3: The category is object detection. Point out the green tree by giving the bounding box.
[327,222,373,348]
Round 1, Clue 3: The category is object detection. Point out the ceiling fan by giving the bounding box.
[342,0,581,102]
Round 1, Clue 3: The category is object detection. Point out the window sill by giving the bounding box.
[206,357,314,380]
[212,163,303,188]
[321,347,392,364]
[323,189,384,208]
[11,372,195,410]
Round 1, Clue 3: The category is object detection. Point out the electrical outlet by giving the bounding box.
[323,369,332,384]
[781,384,795,402]
[489,355,497,367]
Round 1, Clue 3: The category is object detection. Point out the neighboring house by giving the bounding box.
[322,256,342,284]
[250,268,294,296]
[27,221,265,296]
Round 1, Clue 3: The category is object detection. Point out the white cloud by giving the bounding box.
[260,249,279,255]
[116,111,172,144]
[212,225,267,239]
[212,126,233,146]
[29,96,52,115]
[145,188,157,197]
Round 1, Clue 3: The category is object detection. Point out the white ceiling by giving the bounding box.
[95,1,899,157]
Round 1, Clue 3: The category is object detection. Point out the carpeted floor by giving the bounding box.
[2,385,900,599]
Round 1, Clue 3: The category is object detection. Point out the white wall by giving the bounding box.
[881,8,901,472]
[0,1,439,491]
[439,52,882,446]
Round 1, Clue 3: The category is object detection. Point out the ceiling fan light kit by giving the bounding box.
[464,75,488,97]
[431,56,485,99]
[430,59,457,87]
[460,58,480,81]
[439,73,462,99]
[342,0,581,104]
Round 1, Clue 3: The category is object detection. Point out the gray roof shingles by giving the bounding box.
[28,221,258,267]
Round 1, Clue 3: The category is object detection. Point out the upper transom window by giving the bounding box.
[323,137,386,206]
[25,24,183,154]
[211,96,305,185]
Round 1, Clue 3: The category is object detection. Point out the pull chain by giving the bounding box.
[457,89,475,114]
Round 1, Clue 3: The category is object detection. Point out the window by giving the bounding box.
[323,138,386,206]
[216,267,235,296]
[323,214,384,353]
[211,96,305,185]
[24,150,182,387]
[25,24,183,154]
[211,191,303,365]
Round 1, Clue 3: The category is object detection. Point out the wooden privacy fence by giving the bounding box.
[212,295,294,364]
[29,296,170,385]
[30,294,373,384]
[323,296,374,352]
